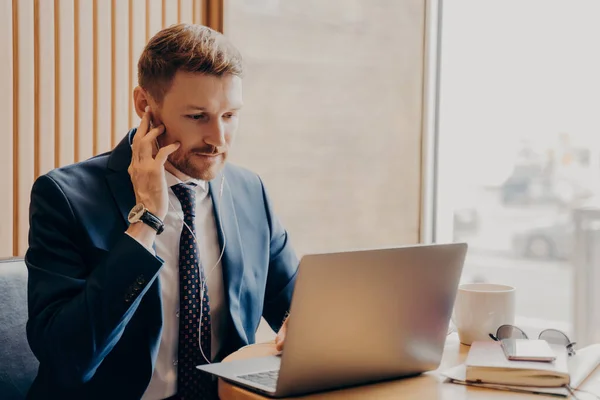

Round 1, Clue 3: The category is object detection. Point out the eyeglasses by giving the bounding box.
[489,324,577,356]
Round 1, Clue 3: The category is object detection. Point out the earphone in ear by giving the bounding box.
[147,104,159,130]
[148,106,155,129]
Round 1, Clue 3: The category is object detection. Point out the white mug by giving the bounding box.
[453,283,516,346]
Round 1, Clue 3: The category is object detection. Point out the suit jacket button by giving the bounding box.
[125,292,134,302]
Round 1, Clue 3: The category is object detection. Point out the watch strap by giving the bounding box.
[140,210,165,235]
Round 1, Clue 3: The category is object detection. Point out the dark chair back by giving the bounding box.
[0,258,39,400]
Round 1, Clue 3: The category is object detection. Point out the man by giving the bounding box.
[25,24,297,400]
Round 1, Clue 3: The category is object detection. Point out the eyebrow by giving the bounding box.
[185,105,207,111]
[185,104,244,111]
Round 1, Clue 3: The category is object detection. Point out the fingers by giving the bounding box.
[131,105,177,164]
[144,123,165,143]
[275,318,288,351]
[275,332,285,351]
[139,124,165,159]
[275,336,283,351]
[131,106,152,163]
[155,142,181,165]
[133,106,151,147]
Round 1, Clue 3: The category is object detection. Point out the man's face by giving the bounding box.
[152,71,243,181]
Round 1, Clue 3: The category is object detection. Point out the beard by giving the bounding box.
[167,145,227,181]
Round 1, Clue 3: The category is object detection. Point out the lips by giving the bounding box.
[192,152,223,163]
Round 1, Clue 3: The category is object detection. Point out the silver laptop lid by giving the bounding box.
[275,243,467,396]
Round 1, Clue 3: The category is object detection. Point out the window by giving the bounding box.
[436,0,600,342]
[224,0,429,340]
[225,0,427,256]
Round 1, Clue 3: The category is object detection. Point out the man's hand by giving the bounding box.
[126,106,179,247]
[275,316,289,351]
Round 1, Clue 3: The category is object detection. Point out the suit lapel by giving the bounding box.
[209,174,248,347]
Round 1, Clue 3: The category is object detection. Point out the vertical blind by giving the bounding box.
[0,0,218,257]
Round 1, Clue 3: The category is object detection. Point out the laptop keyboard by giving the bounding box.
[238,369,279,389]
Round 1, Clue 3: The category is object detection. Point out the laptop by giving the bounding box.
[197,242,468,397]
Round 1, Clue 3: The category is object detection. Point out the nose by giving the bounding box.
[204,119,226,149]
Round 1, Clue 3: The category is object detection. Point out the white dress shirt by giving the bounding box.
[141,171,226,400]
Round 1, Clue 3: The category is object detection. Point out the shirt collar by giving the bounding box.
[165,170,207,192]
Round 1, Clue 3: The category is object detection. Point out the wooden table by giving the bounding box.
[218,334,600,400]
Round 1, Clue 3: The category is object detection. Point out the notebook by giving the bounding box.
[464,341,569,387]
[443,343,600,397]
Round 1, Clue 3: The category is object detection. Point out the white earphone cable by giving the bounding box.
[167,175,226,365]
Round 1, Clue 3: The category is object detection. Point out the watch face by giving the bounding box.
[128,204,146,223]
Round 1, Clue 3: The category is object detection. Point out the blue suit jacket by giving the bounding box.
[25,130,299,399]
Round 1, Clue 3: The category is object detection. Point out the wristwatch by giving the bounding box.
[127,204,165,235]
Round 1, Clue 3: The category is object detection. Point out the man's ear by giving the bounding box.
[133,86,151,120]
